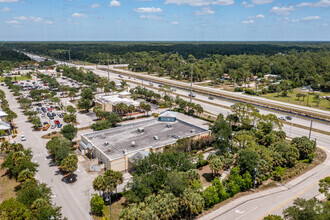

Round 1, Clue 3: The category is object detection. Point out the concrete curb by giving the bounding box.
[198,147,329,220]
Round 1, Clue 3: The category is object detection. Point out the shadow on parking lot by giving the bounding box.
[61,173,77,184]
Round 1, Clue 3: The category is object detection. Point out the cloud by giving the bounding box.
[248,14,265,19]
[194,7,215,15]
[242,1,254,8]
[6,19,18,24]
[291,19,300,23]
[172,21,179,24]
[13,16,27,20]
[1,7,10,12]
[242,19,255,24]
[109,0,121,7]
[0,0,19,2]
[252,0,273,4]
[301,16,322,21]
[91,3,101,8]
[297,0,330,7]
[45,21,54,24]
[114,18,123,23]
[165,0,234,7]
[139,14,161,20]
[133,7,162,13]
[270,6,295,15]
[71,12,87,18]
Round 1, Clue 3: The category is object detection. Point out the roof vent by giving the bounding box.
[153,136,159,140]
[107,148,111,153]
[166,124,171,128]
[190,129,196,133]
[123,149,127,154]
[137,128,144,133]
[131,141,136,147]
[104,141,109,146]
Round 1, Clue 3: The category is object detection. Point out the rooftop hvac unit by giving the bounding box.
[137,128,144,133]
[166,124,171,128]
[131,141,136,147]
[123,149,127,154]
[190,129,196,133]
[104,141,109,146]
[107,148,111,153]
[153,136,159,140]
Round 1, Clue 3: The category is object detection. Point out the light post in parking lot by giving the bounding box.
[107,53,110,81]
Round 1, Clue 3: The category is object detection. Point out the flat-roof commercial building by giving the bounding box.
[79,112,209,172]
[94,91,140,112]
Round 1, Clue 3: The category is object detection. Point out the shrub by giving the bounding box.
[234,87,244,92]
[90,194,105,216]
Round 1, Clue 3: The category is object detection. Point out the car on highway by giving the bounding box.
[188,92,196,97]
[149,82,154,86]
[286,116,292,120]
[21,135,26,141]
[208,97,214,100]
[278,116,286,121]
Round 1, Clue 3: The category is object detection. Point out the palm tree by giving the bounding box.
[144,104,151,116]
[93,175,105,196]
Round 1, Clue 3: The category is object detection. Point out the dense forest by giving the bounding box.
[0,46,31,72]
[4,42,330,92]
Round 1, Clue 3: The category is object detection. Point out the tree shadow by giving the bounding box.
[61,173,77,184]
[202,173,215,182]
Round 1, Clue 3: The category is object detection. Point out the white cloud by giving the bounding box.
[322,23,328,26]
[0,0,19,2]
[270,6,295,15]
[252,0,273,4]
[172,21,179,24]
[114,18,123,23]
[1,7,10,12]
[71,12,87,18]
[6,19,18,24]
[297,0,330,7]
[45,21,54,24]
[109,0,121,7]
[194,7,215,15]
[248,14,265,19]
[242,19,255,24]
[91,3,101,8]
[13,16,27,20]
[242,1,254,8]
[133,7,163,13]
[301,16,322,21]
[139,14,161,20]
[291,19,300,23]
[29,16,43,22]
[165,0,234,7]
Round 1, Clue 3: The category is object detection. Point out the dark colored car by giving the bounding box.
[52,112,56,117]
[47,112,52,117]
[58,113,63,118]
[43,122,49,125]
[41,107,47,113]
[57,124,62,128]
[208,97,214,100]
[49,116,54,120]
[286,116,292,120]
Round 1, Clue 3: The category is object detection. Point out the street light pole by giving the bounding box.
[107,54,110,81]
[190,64,193,104]
[308,120,313,139]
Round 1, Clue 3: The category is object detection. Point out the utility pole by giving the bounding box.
[308,120,313,139]
[254,162,258,189]
[68,50,71,67]
[107,53,110,81]
[190,64,193,104]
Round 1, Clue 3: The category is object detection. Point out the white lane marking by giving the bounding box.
[234,207,258,220]
[235,210,245,214]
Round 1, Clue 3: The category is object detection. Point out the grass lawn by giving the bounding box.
[93,196,125,220]
[261,88,330,111]
[0,159,19,201]
[0,75,32,82]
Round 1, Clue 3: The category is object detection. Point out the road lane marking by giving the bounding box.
[258,178,328,220]
[234,206,258,220]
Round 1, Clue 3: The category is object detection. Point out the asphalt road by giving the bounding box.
[2,85,95,220]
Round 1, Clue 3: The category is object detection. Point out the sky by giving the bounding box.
[0,0,329,41]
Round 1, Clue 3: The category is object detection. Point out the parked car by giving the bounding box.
[51,124,56,129]
[54,120,60,125]
[47,112,52,117]
[57,124,62,128]
[41,113,45,117]
[21,135,26,141]
[49,116,54,120]
[43,122,49,125]
[52,112,56,117]
[47,108,52,112]
[36,108,41,112]
[41,107,47,113]
[43,124,50,131]
[58,113,63,118]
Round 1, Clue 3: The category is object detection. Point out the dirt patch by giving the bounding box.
[42,132,62,139]
[0,159,19,201]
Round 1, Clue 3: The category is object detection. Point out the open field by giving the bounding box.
[261,89,330,111]
[0,75,32,82]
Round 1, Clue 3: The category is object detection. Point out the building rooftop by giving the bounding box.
[83,118,208,161]
[95,94,140,107]
[159,111,177,118]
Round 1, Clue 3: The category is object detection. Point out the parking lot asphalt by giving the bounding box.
[1,84,97,220]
